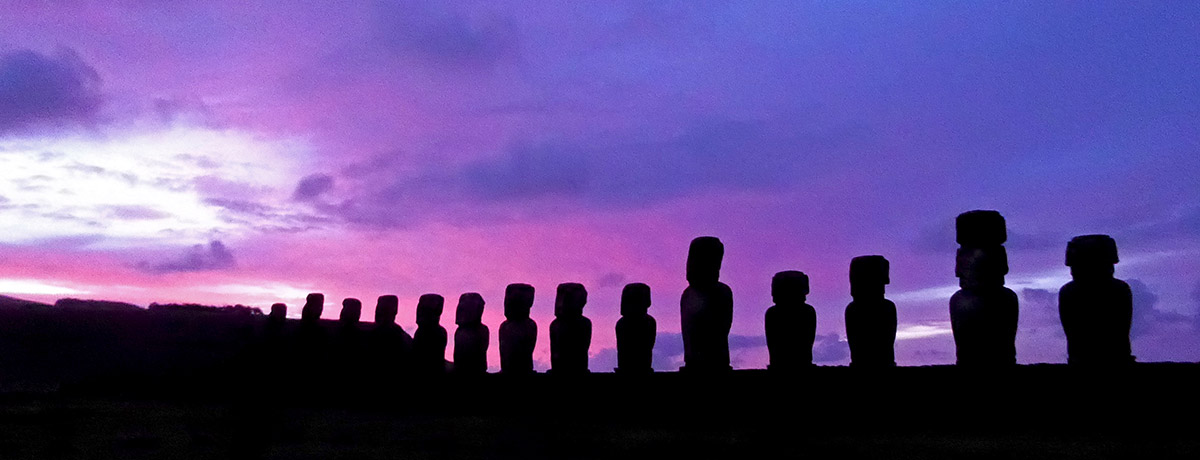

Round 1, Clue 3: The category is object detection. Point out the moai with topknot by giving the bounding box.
[949,210,1019,366]
[499,283,538,374]
[550,283,592,374]
[845,256,897,367]
[370,295,413,375]
[453,293,489,375]
[616,283,656,374]
[1059,235,1133,365]
[681,236,734,373]
[764,271,816,370]
[412,294,448,374]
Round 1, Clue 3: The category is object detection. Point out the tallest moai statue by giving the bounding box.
[949,210,1019,366]
[681,236,734,373]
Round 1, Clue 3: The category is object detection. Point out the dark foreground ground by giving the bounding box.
[1,364,1198,459]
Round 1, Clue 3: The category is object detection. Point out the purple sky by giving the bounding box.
[1,1,1198,370]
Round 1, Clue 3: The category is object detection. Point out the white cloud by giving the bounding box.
[0,124,313,244]
[0,278,89,295]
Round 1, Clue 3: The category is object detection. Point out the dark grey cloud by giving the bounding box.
[590,347,617,372]
[596,272,626,288]
[138,240,236,274]
[652,332,684,371]
[0,48,102,133]
[337,118,865,228]
[1019,288,1064,335]
[370,0,517,70]
[813,333,849,363]
[292,173,334,201]
[1129,279,1190,339]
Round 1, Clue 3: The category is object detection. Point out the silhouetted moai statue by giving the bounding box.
[1060,235,1133,365]
[681,236,734,373]
[550,283,592,374]
[335,298,366,378]
[412,294,448,374]
[301,293,324,325]
[340,298,362,326]
[949,210,1019,366]
[453,293,489,375]
[764,271,816,370]
[296,293,328,375]
[370,295,414,377]
[266,303,287,336]
[499,283,537,374]
[616,283,656,374]
[845,256,897,367]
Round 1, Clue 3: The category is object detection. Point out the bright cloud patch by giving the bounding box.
[0,125,313,244]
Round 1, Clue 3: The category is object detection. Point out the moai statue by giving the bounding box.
[949,210,1019,366]
[499,283,537,374]
[296,293,328,374]
[845,256,897,367]
[266,303,287,336]
[680,236,734,373]
[616,283,656,374]
[453,293,489,375]
[340,298,362,327]
[412,294,448,374]
[371,295,413,376]
[1059,235,1133,365]
[550,283,592,374]
[764,271,816,370]
[299,293,326,342]
[301,293,324,325]
[335,298,366,377]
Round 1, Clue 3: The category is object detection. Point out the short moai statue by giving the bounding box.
[266,303,287,336]
[301,293,324,325]
[949,210,1019,366]
[765,271,816,370]
[299,293,326,342]
[680,236,734,373]
[845,256,897,367]
[1059,235,1133,365]
[335,298,366,376]
[296,293,328,373]
[616,283,656,374]
[371,295,413,375]
[550,283,592,374]
[412,294,448,374]
[340,298,362,327]
[453,293,489,375]
[499,283,537,374]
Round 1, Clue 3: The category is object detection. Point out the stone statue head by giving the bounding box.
[301,293,324,322]
[772,270,809,305]
[686,236,724,285]
[417,293,445,326]
[455,292,485,326]
[375,295,399,325]
[620,282,651,316]
[504,283,535,320]
[554,282,588,317]
[340,298,362,325]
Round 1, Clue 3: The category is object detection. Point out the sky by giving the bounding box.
[1,1,1198,371]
